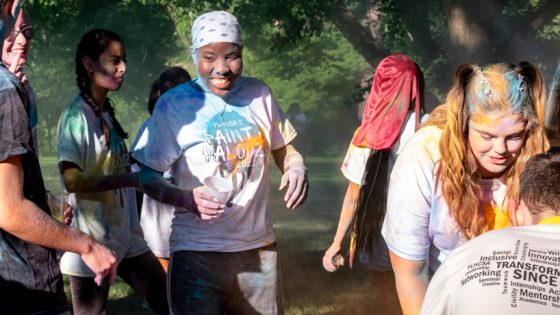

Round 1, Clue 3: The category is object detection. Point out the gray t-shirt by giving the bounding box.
[0,65,68,313]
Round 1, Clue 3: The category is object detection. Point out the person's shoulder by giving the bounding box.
[59,95,92,122]
[152,81,205,117]
[415,124,443,141]
[454,225,557,253]
[399,125,443,161]
[0,66,21,94]
[64,95,88,113]
[236,76,271,92]
[161,80,203,103]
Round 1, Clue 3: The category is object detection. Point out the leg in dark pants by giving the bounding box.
[69,276,110,315]
[118,251,169,315]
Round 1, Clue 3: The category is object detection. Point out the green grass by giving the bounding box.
[40,156,390,315]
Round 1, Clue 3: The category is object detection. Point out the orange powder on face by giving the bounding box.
[469,112,504,127]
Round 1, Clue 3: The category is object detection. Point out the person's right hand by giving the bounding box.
[322,243,344,272]
[80,241,117,286]
[192,187,225,221]
[63,205,73,225]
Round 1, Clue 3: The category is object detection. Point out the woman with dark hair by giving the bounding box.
[322,53,425,312]
[56,29,168,314]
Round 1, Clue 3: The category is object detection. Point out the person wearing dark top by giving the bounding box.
[0,2,117,314]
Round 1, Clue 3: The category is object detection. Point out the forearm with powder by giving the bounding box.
[282,149,306,173]
[139,166,193,209]
[332,182,360,246]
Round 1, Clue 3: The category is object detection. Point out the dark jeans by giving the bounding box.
[70,251,168,315]
[169,244,283,315]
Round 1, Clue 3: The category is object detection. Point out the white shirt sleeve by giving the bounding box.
[265,85,297,150]
[382,127,437,261]
[131,94,182,172]
[57,108,87,170]
[340,142,371,185]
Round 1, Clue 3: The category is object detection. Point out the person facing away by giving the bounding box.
[135,65,191,272]
[322,53,426,312]
[420,151,560,315]
[382,62,550,315]
[132,10,309,314]
[56,29,168,314]
[0,3,117,314]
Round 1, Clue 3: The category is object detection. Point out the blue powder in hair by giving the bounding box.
[505,71,527,113]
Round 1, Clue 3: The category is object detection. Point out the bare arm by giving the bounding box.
[390,251,429,315]
[271,144,308,209]
[60,161,139,193]
[322,181,360,271]
[138,165,224,220]
[0,156,117,285]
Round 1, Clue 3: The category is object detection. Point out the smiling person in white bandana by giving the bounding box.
[132,10,309,314]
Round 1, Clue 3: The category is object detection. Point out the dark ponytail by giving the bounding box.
[350,149,390,267]
[75,29,128,140]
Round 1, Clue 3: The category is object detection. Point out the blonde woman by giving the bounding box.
[382,62,549,314]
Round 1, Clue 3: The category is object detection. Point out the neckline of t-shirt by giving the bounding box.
[191,77,246,102]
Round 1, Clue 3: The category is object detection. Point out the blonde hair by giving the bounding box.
[426,62,549,238]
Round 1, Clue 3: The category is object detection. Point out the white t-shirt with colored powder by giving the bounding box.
[381,125,509,271]
[58,95,148,277]
[132,119,175,258]
[420,224,560,315]
[132,77,296,253]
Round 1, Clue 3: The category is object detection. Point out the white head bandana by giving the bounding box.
[191,11,243,62]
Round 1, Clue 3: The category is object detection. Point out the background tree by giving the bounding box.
[26,0,181,154]
[24,0,560,155]
[157,0,560,97]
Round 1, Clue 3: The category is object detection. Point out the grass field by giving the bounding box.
[39,155,387,314]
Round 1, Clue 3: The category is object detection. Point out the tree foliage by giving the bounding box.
[26,0,181,154]
[157,0,560,98]
[23,0,560,155]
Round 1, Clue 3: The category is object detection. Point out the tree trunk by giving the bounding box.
[330,0,388,67]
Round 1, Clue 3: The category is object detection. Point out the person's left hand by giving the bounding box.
[279,165,308,209]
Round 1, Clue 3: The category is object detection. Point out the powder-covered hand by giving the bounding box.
[279,165,308,209]
[323,243,344,272]
[192,187,226,221]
